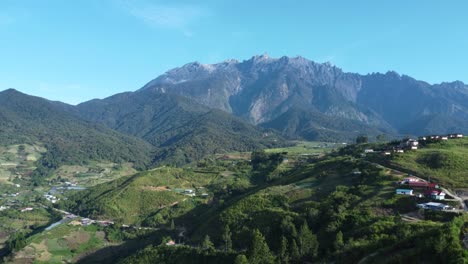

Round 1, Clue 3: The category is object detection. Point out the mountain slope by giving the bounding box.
[140,55,468,137]
[0,89,154,173]
[77,90,281,166]
[261,107,393,142]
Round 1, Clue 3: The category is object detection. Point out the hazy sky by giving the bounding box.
[1,0,467,104]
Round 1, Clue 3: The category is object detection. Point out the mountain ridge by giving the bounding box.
[140,54,468,137]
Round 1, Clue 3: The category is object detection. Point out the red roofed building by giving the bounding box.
[408,182,439,189]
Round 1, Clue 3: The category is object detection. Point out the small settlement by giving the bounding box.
[363,133,463,155]
[363,133,464,211]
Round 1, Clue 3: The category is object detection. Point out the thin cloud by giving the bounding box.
[120,1,208,36]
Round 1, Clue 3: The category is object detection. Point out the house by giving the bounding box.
[418,202,450,211]
[408,181,439,189]
[429,190,446,200]
[166,240,176,246]
[364,149,374,153]
[448,133,463,139]
[410,146,418,150]
[0,206,8,211]
[441,136,448,140]
[352,169,362,175]
[396,189,413,195]
[20,207,33,212]
[419,136,427,141]
[394,149,404,153]
[383,151,391,156]
[402,177,419,183]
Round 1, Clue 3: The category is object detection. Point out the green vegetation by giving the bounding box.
[68,147,467,263]
[387,138,468,188]
[1,137,467,263]
[0,89,154,181]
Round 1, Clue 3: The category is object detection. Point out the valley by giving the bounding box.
[0,57,467,264]
[0,138,466,263]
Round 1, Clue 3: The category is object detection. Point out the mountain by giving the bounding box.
[0,89,154,174]
[261,107,387,142]
[140,54,468,138]
[76,90,282,166]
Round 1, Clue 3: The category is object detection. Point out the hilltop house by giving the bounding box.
[448,133,464,138]
[396,189,413,195]
[400,139,418,150]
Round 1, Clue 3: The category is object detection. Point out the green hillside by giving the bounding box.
[261,107,395,142]
[386,138,468,188]
[56,148,467,263]
[76,90,283,166]
[0,89,154,180]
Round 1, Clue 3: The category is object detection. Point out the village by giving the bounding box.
[362,133,466,213]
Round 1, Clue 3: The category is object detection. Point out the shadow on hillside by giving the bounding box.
[76,230,164,264]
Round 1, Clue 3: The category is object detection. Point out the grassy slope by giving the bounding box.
[390,138,468,188]
[63,161,253,225]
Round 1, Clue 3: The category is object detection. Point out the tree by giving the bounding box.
[376,134,386,142]
[7,232,26,252]
[201,235,215,252]
[279,236,289,264]
[248,229,275,264]
[298,222,318,258]
[222,224,232,252]
[356,135,368,144]
[334,230,344,251]
[234,254,249,264]
[290,239,300,261]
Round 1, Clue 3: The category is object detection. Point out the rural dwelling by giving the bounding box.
[383,151,391,156]
[441,136,448,140]
[419,136,427,141]
[166,240,176,246]
[396,189,413,195]
[364,149,374,153]
[448,133,463,138]
[352,169,362,175]
[429,190,446,200]
[394,149,404,153]
[402,177,419,183]
[410,146,418,150]
[417,202,450,211]
[409,182,439,189]
[20,207,33,212]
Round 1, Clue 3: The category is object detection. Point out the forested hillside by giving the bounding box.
[0,89,154,180]
[76,90,282,166]
[58,144,467,263]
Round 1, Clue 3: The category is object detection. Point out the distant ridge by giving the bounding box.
[140,54,468,138]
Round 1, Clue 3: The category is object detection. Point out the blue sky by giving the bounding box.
[1,0,467,104]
